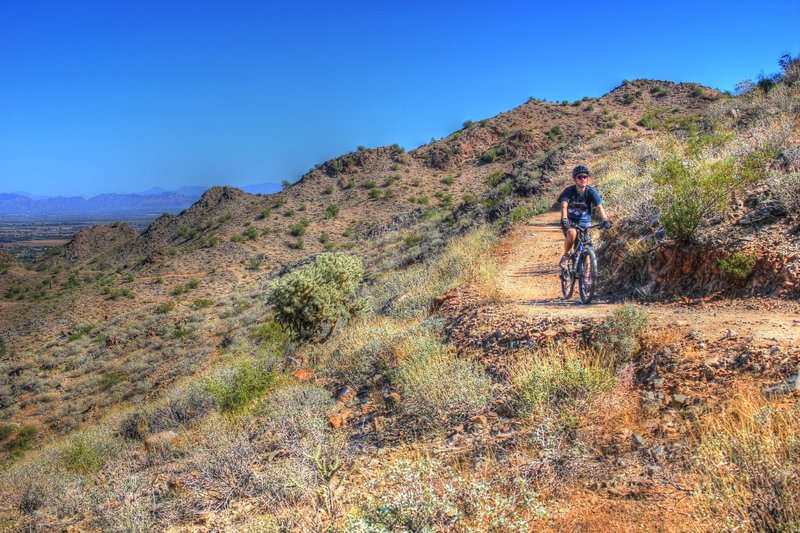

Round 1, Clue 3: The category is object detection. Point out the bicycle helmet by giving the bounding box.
[572,165,590,178]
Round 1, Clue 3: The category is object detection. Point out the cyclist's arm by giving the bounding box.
[596,204,609,222]
[560,200,569,220]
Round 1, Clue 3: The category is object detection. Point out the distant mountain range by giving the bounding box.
[0,183,282,219]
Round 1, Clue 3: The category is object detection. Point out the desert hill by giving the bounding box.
[1,64,799,531]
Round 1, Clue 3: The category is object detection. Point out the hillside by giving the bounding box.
[1,63,799,531]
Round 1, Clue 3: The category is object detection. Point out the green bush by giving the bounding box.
[596,303,649,366]
[485,170,503,187]
[718,251,757,283]
[205,359,280,413]
[61,434,103,473]
[480,148,501,163]
[511,350,614,430]
[260,207,272,219]
[0,423,14,441]
[654,156,737,243]
[7,424,38,454]
[362,179,376,189]
[267,252,364,340]
[441,176,455,186]
[251,319,290,352]
[324,204,340,219]
[155,301,176,314]
[739,146,777,182]
[192,298,213,309]
[547,125,563,141]
[368,188,381,199]
[245,226,258,240]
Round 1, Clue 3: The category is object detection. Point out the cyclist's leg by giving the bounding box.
[561,227,577,268]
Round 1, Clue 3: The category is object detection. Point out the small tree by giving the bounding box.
[267,253,364,340]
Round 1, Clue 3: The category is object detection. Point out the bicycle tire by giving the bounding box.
[561,257,575,300]
[578,249,597,304]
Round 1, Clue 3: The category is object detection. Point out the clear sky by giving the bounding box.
[1,0,797,197]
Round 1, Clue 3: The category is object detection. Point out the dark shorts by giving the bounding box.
[562,221,590,237]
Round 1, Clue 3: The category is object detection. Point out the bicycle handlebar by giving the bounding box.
[567,222,606,230]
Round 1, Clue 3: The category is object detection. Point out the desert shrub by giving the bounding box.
[739,146,778,182]
[267,252,364,340]
[67,323,94,342]
[251,319,290,353]
[772,172,800,211]
[509,205,534,222]
[595,303,649,366]
[694,390,800,531]
[204,358,281,413]
[718,251,757,283]
[99,370,128,390]
[346,458,546,532]
[368,187,381,199]
[289,222,307,237]
[60,428,121,474]
[362,179,376,189]
[245,225,258,240]
[651,84,669,97]
[7,424,38,455]
[441,176,455,186]
[0,422,13,441]
[510,348,614,430]
[317,318,411,385]
[394,335,490,424]
[192,298,213,309]
[485,170,503,187]
[155,301,176,314]
[0,337,5,359]
[260,207,272,219]
[231,234,246,243]
[480,148,500,163]
[324,204,340,219]
[547,125,563,141]
[654,155,737,242]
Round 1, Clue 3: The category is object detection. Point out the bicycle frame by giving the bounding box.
[567,223,601,271]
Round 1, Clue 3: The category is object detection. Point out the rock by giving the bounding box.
[329,410,351,429]
[386,392,401,404]
[336,385,356,403]
[145,431,180,452]
[702,364,715,380]
[471,415,488,426]
[632,433,646,449]
[292,369,314,381]
[671,394,688,406]
[725,329,737,339]
[652,377,664,388]
[764,371,799,397]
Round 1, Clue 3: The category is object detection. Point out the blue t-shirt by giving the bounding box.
[558,185,603,225]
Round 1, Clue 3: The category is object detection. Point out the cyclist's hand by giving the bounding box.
[599,220,612,229]
[561,218,570,228]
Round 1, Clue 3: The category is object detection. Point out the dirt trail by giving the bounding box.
[497,212,800,343]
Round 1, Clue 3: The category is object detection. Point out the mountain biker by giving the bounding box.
[558,165,611,270]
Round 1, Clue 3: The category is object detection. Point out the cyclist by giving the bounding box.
[558,165,611,271]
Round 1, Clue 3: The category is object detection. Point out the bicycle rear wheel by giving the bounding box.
[578,249,597,304]
[561,257,575,300]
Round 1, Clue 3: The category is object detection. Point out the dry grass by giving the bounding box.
[692,388,800,532]
[509,345,615,431]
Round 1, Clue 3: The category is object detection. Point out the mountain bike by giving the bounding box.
[560,222,604,304]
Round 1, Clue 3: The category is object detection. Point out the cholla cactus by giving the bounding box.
[267,253,364,340]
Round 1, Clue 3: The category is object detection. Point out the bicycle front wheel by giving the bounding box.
[561,257,575,300]
[578,249,597,304]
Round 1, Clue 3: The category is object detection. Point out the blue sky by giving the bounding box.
[1,0,797,197]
